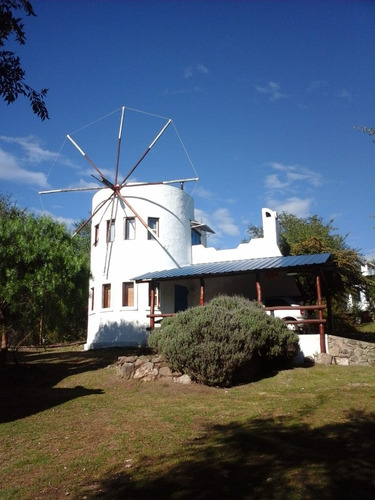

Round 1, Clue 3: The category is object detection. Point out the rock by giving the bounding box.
[315,353,332,365]
[118,355,138,363]
[134,357,148,367]
[335,357,349,366]
[174,374,192,385]
[117,362,135,380]
[140,368,159,382]
[328,346,340,357]
[151,355,163,364]
[159,366,174,377]
[134,361,156,379]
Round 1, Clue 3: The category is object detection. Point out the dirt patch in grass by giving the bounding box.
[1,347,375,499]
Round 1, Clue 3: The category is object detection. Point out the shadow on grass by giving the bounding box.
[79,410,375,500]
[0,347,147,423]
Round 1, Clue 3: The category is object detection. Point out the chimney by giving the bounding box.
[262,208,279,247]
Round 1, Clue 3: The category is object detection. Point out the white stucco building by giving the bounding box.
[85,181,287,349]
[85,182,332,356]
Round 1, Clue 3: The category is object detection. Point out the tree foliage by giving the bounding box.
[354,126,375,142]
[0,0,49,120]
[149,295,299,387]
[0,195,89,345]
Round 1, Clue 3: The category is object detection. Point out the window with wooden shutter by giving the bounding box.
[102,284,111,308]
[122,282,134,307]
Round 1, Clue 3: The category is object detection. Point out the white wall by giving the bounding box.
[192,208,281,263]
[296,334,324,362]
[85,198,284,349]
[85,184,194,349]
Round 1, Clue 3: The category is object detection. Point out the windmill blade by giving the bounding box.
[119,177,199,189]
[73,191,115,237]
[90,174,114,189]
[119,118,172,187]
[103,195,118,276]
[103,191,122,277]
[39,186,103,195]
[160,177,199,185]
[114,106,125,186]
[67,134,113,188]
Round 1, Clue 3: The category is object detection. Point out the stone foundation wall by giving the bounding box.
[116,337,375,379]
[325,335,375,366]
[116,354,192,384]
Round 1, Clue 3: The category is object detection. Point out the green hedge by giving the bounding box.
[148,295,299,387]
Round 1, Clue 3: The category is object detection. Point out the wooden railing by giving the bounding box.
[148,304,327,330]
[264,304,327,327]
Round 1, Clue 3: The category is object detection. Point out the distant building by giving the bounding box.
[347,263,375,317]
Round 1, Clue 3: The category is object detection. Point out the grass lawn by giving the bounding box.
[1,347,375,499]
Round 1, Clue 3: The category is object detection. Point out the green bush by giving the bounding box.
[148,295,299,387]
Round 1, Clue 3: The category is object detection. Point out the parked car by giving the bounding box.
[263,296,306,332]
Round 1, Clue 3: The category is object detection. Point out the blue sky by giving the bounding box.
[0,0,374,258]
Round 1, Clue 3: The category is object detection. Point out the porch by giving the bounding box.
[134,253,335,354]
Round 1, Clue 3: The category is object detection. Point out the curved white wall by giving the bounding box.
[85,183,194,349]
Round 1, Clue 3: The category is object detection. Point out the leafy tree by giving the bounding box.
[0,195,90,351]
[244,223,263,241]
[355,126,375,142]
[0,0,48,120]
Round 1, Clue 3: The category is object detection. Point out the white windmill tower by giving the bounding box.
[40,106,199,349]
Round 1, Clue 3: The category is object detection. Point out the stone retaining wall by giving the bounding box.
[325,335,375,366]
[116,336,375,381]
[116,354,192,384]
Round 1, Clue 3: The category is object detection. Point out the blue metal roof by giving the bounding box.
[133,253,332,282]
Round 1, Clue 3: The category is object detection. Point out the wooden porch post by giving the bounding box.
[1,325,6,350]
[150,283,155,330]
[316,275,326,353]
[255,272,262,303]
[199,278,205,306]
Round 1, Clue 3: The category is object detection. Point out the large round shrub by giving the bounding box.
[148,295,299,387]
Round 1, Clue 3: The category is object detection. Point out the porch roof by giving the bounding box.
[133,252,333,283]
